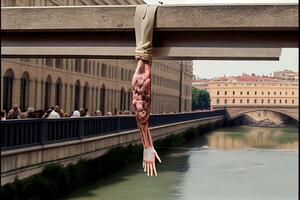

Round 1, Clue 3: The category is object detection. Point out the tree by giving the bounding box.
[192,87,211,110]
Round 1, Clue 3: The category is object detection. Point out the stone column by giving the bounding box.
[50,82,55,107]
[68,84,73,112]
[79,86,84,109]
[95,88,99,111]
[12,78,21,107]
[35,80,42,110]
[61,83,66,111]
[28,79,35,108]
[89,87,94,114]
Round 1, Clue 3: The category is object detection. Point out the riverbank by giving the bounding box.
[0,120,224,200]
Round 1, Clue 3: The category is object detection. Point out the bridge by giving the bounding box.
[221,105,299,121]
[1,3,298,187]
[1,110,224,185]
[1,4,298,60]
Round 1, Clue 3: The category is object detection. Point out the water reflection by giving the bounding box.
[207,126,298,150]
[63,126,298,200]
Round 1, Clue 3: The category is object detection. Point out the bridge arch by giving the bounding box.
[230,108,298,122]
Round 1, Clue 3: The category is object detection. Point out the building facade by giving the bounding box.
[1,0,193,114]
[1,58,192,114]
[193,75,298,109]
[273,69,298,81]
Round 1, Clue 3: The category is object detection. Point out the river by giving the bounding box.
[63,126,298,200]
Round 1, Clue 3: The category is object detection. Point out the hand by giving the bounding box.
[142,147,161,176]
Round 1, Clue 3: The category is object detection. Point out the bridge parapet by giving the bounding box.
[1,110,224,185]
[1,110,224,150]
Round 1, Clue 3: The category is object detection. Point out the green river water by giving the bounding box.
[63,126,298,200]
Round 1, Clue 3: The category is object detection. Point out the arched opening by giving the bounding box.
[44,75,52,110]
[230,109,298,127]
[120,87,125,111]
[3,69,14,112]
[100,84,106,114]
[20,71,30,111]
[83,82,89,109]
[127,89,131,111]
[55,78,62,106]
[74,80,80,110]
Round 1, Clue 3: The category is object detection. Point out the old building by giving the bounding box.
[206,75,298,108]
[273,69,298,81]
[1,58,192,114]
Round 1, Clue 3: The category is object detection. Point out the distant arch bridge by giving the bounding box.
[216,105,299,122]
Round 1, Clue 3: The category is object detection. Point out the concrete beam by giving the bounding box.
[1,5,298,59]
[2,47,282,60]
[2,5,298,31]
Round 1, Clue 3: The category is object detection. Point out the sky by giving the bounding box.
[193,48,299,79]
[145,0,299,78]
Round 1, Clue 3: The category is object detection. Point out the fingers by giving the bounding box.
[143,162,158,177]
[153,163,157,176]
[150,164,153,177]
[146,163,150,176]
[155,152,161,163]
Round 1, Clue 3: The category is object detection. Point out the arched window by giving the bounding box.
[74,80,80,110]
[279,99,282,104]
[247,99,249,103]
[224,91,227,95]
[100,84,106,114]
[55,78,62,106]
[128,89,131,111]
[240,99,242,104]
[44,75,52,110]
[83,82,89,109]
[224,99,227,104]
[261,99,264,104]
[20,71,30,111]
[285,99,288,104]
[217,91,219,95]
[3,69,14,112]
[233,91,235,95]
[232,99,235,103]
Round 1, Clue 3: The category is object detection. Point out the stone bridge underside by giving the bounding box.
[1,4,298,60]
[223,105,299,121]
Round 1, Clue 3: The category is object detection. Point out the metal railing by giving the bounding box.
[1,109,224,150]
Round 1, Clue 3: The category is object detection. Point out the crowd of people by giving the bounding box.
[1,105,133,121]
